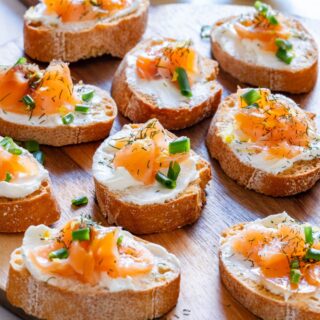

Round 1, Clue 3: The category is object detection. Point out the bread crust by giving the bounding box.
[111,39,222,130]
[0,86,117,146]
[211,16,318,93]
[219,223,320,320]
[206,94,320,197]
[0,179,60,233]
[6,247,180,320]
[95,158,212,234]
[23,0,149,62]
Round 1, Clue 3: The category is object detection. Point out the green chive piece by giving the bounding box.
[82,90,95,102]
[276,48,294,64]
[0,137,22,155]
[33,150,45,164]
[62,113,74,125]
[117,235,124,246]
[14,57,27,66]
[304,226,313,245]
[21,95,35,111]
[175,67,192,97]
[290,269,301,284]
[156,172,176,189]
[241,89,261,106]
[169,137,191,154]
[305,248,320,261]
[200,25,211,39]
[254,1,278,25]
[254,1,268,15]
[72,227,90,241]
[5,172,12,182]
[275,38,293,51]
[290,259,299,269]
[49,248,68,260]
[72,196,89,206]
[24,140,40,153]
[75,104,90,114]
[267,13,279,26]
[167,161,181,181]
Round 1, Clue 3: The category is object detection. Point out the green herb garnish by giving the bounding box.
[72,196,89,206]
[75,104,90,114]
[175,67,192,97]
[62,113,74,125]
[167,161,181,181]
[5,172,12,182]
[169,137,191,154]
[82,90,95,102]
[290,269,301,284]
[21,95,35,111]
[72,227,90,241]
[49,248,69,260]
[241,89,261,106]
[156,172,176,189]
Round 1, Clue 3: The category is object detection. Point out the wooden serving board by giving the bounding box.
[1,2,320,319]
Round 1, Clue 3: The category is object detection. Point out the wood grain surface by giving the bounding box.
[1,2,320,320]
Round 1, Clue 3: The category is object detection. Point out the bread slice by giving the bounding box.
[206,92,320,197]
[6,225,180,320]
[111,38,222,130]
[23,0,149,62]
[219,213,320,320]
[211,16,318,93]
[0,179,60,233]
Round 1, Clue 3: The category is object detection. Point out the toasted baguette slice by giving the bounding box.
[0,62,117,146]
[211,14,318,93]
[220,213,320,320]
[7,222,180,320]
[111,38,222,130]
[206,91,320,197]
[93,120,212,234]
[23,0,149,62]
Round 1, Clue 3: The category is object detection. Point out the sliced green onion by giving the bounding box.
[0,137,22,155]
[254,2,278,25]
[33,150,45,164]
[275,38,293,51]
[82,90,95,102]
[200,25,211,39]
[21,94,35,111]
[169,137,191,154]
[276,48,294,64]
[290,269,301,284]
[14,57,27,66]
[241,89,261,105]
[24,140,40,153]
[266,12,278,25]
[290,259,299,269]
[304,226,313,245]
[175,67,192,97]
[117,235,124,246]
[62,113,74,125]
[156,172,176,189]
[72,196,88,206]
[5,172,12,182]
[305,248,320,261]
[254,1,268,15]
[167,161,181,181]
[49,248,68,260]
[72,227,90,241]
[75,104,90,114]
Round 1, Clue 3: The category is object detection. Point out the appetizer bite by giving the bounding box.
[24,0,149,62]
[0,136,59,232]
[220,213,320,319]
[211,1,318,93]
[93,119,211,234]
[112,38,222,130]
[7,216,180,320]
[206,88,320,196]
[0,58,117,146]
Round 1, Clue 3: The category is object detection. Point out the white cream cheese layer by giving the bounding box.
[220,213,320,300]
[216,95,320,174]
[92,124,200,205]
[0,138,48,199]
[0,85,110,127]
[25,1,140,31]
[125,45,216,109]
[212,15,314,70]
[18,224,180,292]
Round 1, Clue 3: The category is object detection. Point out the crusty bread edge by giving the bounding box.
[0,179,60,233]
[211,16,318,93]
[24,0,149,62]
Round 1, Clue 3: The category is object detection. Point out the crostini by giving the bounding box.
[220,212,320,319]
[24,0,149,62]
[206,88,320,196]
[93,118,211,234]
[7,216,180,320]
[211,1,318,93]
[111,38,222,130]
[0,58,117,146]
[0,136,59,232]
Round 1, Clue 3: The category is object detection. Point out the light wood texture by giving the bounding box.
[1,2,320,320]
